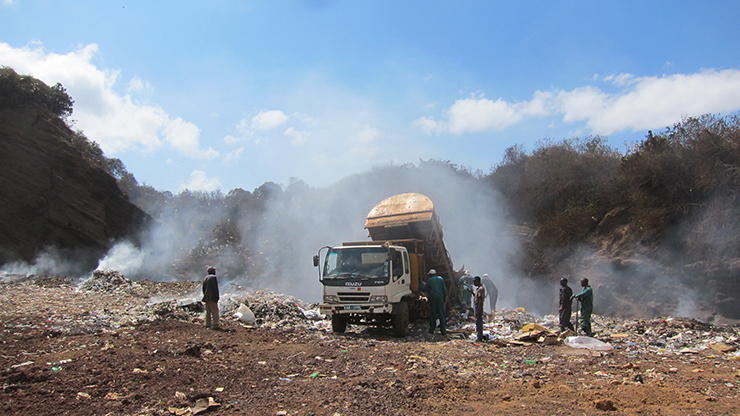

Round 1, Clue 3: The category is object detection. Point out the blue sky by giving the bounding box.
[3,1,740,193]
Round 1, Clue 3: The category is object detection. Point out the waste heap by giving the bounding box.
[220,289,310,329]
[79,270,138,294]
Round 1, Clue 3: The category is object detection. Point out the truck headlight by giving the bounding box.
[369,295,387,303]
[324,294,339,303]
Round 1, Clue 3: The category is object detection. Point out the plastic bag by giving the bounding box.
[300,308,326,320]
[234,304,256,325]
[564,336,614,351]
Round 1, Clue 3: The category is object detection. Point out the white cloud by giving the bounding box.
[128,77,153,94]
[414,69,740,136]
[251,110,288,131]
[284,127,309,145]
[178,170,222,192]
[354,126,380,143]
[0,42,212,158]
[603,73,636,86]
[162,117,218,159]
[558,69,740,134]
[422,91,553,135]
[222,147,244,165]
[411,116,441,135]
[302,116,318,126]
[2,0,15,5]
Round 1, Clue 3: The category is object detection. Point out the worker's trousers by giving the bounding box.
[429,296,446,335]
[475,312,484,341]
[579,310,592,335]
[205,301,220,329]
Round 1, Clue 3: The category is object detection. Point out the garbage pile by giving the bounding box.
[588,316,740,356]
[79,270,140,295]
[221,290,313,329]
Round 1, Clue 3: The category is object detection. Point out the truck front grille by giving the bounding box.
[337,292,370,302]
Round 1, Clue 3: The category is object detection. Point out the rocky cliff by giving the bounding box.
[0,106,147,272]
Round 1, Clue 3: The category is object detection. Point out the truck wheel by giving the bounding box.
[331,314,347,333]
[393,301,409,337]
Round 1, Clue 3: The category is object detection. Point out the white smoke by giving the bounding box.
[245,162,521,306]
[97,241,146,277]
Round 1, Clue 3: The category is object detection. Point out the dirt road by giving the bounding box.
[2,278,739,415]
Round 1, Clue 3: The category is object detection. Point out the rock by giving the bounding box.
[709,343,736,353]
[595,399,615,411]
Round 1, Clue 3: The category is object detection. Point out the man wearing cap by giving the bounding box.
[202,266,220,330]
[558,277,575,332]
[458,270,474,312]
[422,269,447,336]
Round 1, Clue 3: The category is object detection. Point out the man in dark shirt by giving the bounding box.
[558,278,575,332]
[469,276,486,342]
[202,266,220,330]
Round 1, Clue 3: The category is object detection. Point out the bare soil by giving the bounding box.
[2,279,739,416]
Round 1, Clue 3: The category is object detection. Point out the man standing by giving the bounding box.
[481,273,498,314]
[572,278,593,336]
[458,270,473,312]
[422,269,447,336]
[468,275,486,342]
[558,278,575,332]
[202,266,220,330]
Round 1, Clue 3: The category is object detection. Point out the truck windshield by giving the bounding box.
[323,247,389,280]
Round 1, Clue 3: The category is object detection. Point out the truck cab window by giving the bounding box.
[392,250,403,280]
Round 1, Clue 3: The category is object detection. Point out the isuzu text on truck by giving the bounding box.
[313,193,461,337]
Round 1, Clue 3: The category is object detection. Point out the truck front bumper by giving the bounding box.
[320,303,393,315]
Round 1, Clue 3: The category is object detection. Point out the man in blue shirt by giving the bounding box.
[422,269,447,336]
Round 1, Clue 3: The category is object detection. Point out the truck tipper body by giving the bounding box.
[313,193,460,336]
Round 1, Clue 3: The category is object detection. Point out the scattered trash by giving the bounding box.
[564,336,614,351]
[11,361,34,369]
[192,397,220,415]
[300,307,325,320]
[176,298,199,307]
[234,304,256,325]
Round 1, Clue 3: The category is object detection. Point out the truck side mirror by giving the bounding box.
[313,255,319,267]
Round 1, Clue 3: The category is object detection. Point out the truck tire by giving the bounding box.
[393,301,409,337]
[331,314,347,333]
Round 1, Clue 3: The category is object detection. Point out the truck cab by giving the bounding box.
[314,244,413,336]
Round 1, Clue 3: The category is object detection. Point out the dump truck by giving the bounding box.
[313,193,460,336]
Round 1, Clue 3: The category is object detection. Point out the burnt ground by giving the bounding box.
[1,278,740,416]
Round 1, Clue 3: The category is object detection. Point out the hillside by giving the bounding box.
[0,68,147,272]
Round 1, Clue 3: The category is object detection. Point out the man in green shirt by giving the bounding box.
[458,270,473,312]
[572,278,594,336]
[422,269,447,336]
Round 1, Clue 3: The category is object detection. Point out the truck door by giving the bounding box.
[391,249,403,281]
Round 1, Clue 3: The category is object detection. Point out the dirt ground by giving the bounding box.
[2,278,740,416]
